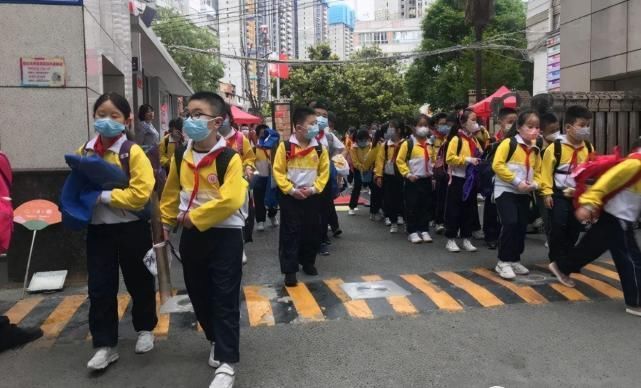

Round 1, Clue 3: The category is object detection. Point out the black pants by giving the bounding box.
[383,174,404,222]
[87,220,157,348]
[253,177,278,223]
[445,176,477,239]
[320,182,340,241]
[180,227,243,363]
[279,195,321,274]
[243,192,254,242]
[405,177,432,234]
[370,179,383,215]
[434,173,448,225]
[558,212,641,308]
[537,193,551,236]
[548,194,582,263]
[496,192,530,262]
[483,199,501,243]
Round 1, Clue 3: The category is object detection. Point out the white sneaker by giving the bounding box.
[510,262,530,275]
[495,261,516,280]
[242,251,248,265]
[625,307,641,317]
[208,342,221,368]
[462,239,477,252]
[369,214,375,221]
[533,217,544,229]
[348,209,356,216]
[210,363,236,388]
[256,222,265,232]
[390,224,398,233]
[135,331,154,354]
[472,230,485,240]
[87,347,119,370]
[397,217,405,225]
[384,217,392,226]
[435,224,445,234]
[269,216,279,227]
[420,232,433,243]
[548,262,576,287]
[408,233,422,244]
[446,239,460,252]
[544,240,549,249]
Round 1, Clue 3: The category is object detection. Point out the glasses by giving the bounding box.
[184,112,218,120]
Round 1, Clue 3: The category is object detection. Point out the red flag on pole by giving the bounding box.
[270,53,289,79]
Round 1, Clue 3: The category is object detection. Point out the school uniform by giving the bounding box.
[396,136,433,234]
[492,135,542,263]
[348,144,373,210]
[225,129,256,241]
[430,134,447,226]
[317,129,344,238]
[444,132,482,239]
[159,134,183,171]
[557,156,641,308]
[367,142,384,216]
[78,136,157,349]
[540,136,592,263]
[376,139,404,223]
[272,136,330,274]
[160,136,248,363]
[253,146,278,223]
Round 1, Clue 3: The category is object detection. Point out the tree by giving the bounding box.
[281,44,418,130]
[152,8,224,92]
[406,0,531,110]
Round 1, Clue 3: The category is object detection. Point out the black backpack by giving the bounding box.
[283,140,323,160]
[547,138,593,190]
[173,145,236,187]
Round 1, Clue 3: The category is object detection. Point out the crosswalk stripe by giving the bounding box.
[4,297,43,325]
[436,272,504,308]
[472,268,548,305]
[324,278,374,319]
[40,295,86,339]
[243,286,275,327]
[361,275,418,316]
[571,273,624,299]
[285,283,325,322]
[400,274,463,311]
[117,294,131,321]
[549,283,589,301]
[154,290,177,337]
[603,258,614,265]
[584,264,620,281]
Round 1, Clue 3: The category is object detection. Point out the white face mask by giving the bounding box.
[416,126,430,138]
[468,122,480,133]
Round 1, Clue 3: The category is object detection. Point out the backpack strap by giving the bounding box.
[552,139,563,174]
[505,137,518,163]
[164,136,170,155]
[215,147,236,187]
[406,137,414,162]
[456,135,463,155]
[315,144,323,157]
[118,140,135,179]
[173,144,187,179]
[284,140,292,160]
[585,141,593,154]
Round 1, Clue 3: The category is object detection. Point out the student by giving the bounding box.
[253,124,279,231]
[540,112,561,147]
[430,113,451,234]
[541,106,593,265]
[549,141,641,317]
[482,107,518,249]
[368,127,385,221]
[348,129,373,215]
[444,110,483,252]
[160,92,248,388]
[492,111,542,280]
[272,107,330,286]
[397,118,434,243]
[375,120,405,233]
[159,118,185,172]
[79,93,157,371]
[324,111,344,237]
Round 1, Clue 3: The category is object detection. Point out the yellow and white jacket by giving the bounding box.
[580,156,641,222]
[255,147,272,177]
[78,136,154,225]
[540,136,592,197]
[225,130,257,171]
[396,136,433,178]
[349,144,373,173]
[492,135,542,199]
[446,134,482,178]
[375,140,402,177]
[428,135,446,164]
[159,134,181,169]
[160,136,248,231]
[272,135,330,195]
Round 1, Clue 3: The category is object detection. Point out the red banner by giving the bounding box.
[269,53,289,80]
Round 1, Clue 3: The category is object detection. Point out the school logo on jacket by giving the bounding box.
[312,154,319,163]
[207,174,219,186]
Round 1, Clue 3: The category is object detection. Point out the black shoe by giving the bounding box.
[302,265,319,276]
[486,241,498,250]
[0,324,43,352]
[284,273,298,287]
[319,244,330,256]
[332,229,343,237]
[322,238,331,246]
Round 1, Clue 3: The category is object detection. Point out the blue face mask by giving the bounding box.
[305,124,320,140]
[94,118,125,137]
[437,125,450,136]
[316,116,328,130]
[183,117,212,142]
[218,118,232,137]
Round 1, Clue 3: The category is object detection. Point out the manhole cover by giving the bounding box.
[514,271,553,286]
[160,295,194,314]
[341,280,410,300]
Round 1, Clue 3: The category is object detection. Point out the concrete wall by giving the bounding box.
[560,0,641,91]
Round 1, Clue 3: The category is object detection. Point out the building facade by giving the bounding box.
[328,3,355,59]
[526,0,561,95]
[296,0,329,59]
[373,0,435,20]
[560,0,641,92]
[353,18,422,55]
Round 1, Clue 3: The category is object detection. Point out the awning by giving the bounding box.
[470,86,517,118]
[231,105,262,125]
[132,17,193,96]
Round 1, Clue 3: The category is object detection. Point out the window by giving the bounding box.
[393,30,421,43]
[359,32,388,45]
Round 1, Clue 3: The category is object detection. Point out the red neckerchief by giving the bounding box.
[316,130,325,141]
[458,131,478,157]
[94,135,123,157]
[495,130,506,142]
[415,140,430,174]
[520,144,532,183]
[184,148,225,211]
[226,131,242,150]
[289,142,316,159]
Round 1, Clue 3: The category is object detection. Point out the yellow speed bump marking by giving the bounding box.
[549,283,589,301]
[584,264,619,281]
[243,286,275,327]
[473,268,548,305]
[286,283,325,322]
[324,278,374,319]
[4,296,43,325]
[571,273,624,299]
[40,295,86,339]
[361,275,418,316]
[436,271,504,308]
[401,274,463,311]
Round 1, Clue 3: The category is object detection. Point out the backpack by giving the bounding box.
[549,138,593,191]
[283,140,323,160]
[434,136,464,179]
[572,148,641,209]
[478,137,540,198]
[229,131,244,155]
[0,152,13,254]
[383,140,404,176]
[173,145,236,187]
